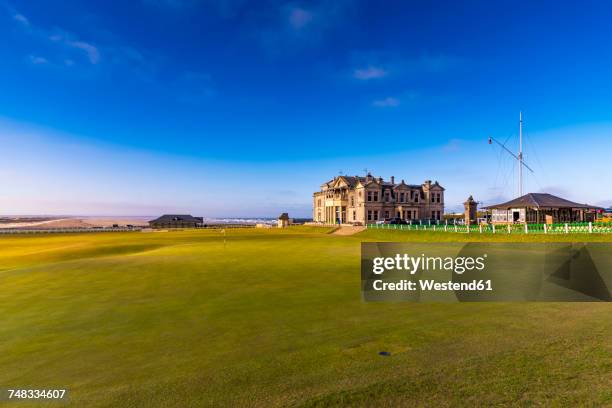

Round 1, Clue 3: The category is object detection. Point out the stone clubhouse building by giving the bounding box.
[313,173,444,225]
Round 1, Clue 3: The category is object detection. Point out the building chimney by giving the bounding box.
[391,176,395,184]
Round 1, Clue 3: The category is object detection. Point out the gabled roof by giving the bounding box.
[429,181,445,191]
[340,176,368,187]
[149,214,203,223]
[320,174,441,191]
[484,193,601,210]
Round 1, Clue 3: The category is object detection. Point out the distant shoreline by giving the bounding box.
[0,216,311,229]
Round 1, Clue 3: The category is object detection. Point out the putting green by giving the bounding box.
[0,227,610,407]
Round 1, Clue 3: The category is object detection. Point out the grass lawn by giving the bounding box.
[0,227,611,407]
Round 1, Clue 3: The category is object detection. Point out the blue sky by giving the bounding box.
[1,0,611,216]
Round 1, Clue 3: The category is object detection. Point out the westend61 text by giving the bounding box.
[372,279,493,292]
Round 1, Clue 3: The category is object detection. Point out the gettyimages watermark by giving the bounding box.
[361,243,612,302]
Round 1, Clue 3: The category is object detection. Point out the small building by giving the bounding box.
[277,213,290,228]
[484,193,601,224]
[149,214,204,228]
[464,195,478,225]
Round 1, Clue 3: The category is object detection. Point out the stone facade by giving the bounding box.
[313,173,444,225]
[277,213,290,228]
[464,195,478,225]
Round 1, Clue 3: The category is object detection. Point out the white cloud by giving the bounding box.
[372,97,400,108]
[49,34,101,64]
[9,8,102,66]
[13,13,29,26]
[288,7,314,30]
[348,51,467,82]
[353,66,386,80]
[257,1,352,54]
[66,40,100,64]
[28,55,48,65]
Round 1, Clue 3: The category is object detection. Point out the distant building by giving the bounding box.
[313,173,444,225]
[277,213,290,228]
[149,214,203,228]
[484,193,601,224]
[464,195,478,225]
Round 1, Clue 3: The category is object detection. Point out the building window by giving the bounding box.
[400,193,405,202]
[373,191,379,202]
[350,197,354,207]
[367,191,372,202]
[367,210,372,221]
[374,210,379,220]
[353,210,356,220]
[384,211,389,219]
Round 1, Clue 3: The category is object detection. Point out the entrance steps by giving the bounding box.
[331,226,366,236]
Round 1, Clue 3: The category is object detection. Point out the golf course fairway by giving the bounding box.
[1,227,611,407]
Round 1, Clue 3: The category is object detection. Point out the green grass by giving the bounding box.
[0,227,611,407]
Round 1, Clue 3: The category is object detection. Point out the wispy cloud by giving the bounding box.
[7,8,102,66]
[353,66,387,80]
[6,6,157,73]
[5,4,204,102]
[49,34,100,64]
[349,51,466,80]
[372,97,400,108]
[12,12,28,26]
[68,41,100,64]
[257,1,352,53]
[28,55,48,65]
[288,7,314,30]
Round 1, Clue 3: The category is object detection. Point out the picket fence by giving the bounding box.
[366,221,612,234]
